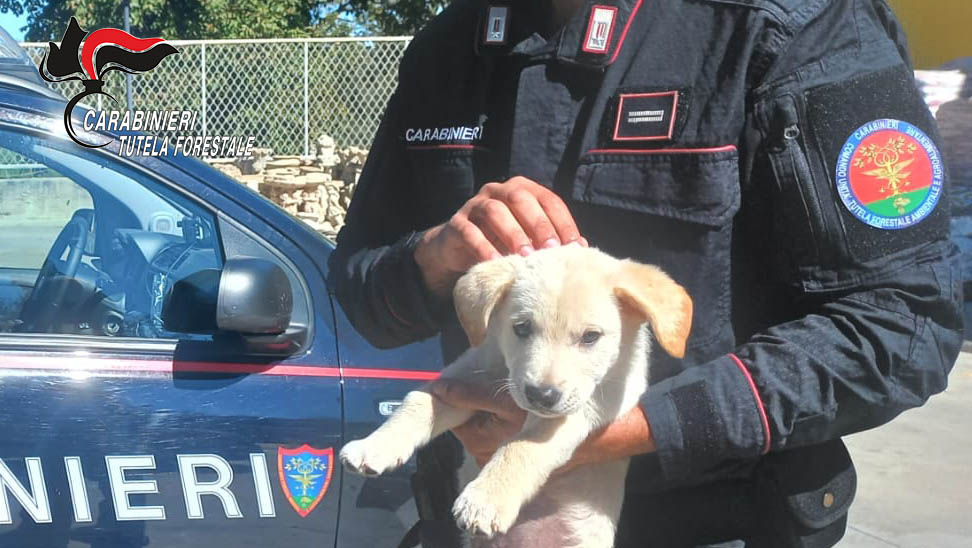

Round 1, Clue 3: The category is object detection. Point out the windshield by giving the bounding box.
[0,26,31,66]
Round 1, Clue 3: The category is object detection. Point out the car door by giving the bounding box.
[331,298,445,547]
[0,123,341,548]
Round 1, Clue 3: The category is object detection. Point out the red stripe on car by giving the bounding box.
[0,354,440,380]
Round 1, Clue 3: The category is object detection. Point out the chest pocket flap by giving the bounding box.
[573,146,741,226]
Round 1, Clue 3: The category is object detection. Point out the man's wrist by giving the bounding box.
[573,405,656,467]
[413,226,461,299]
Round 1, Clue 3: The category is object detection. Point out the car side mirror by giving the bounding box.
[216,257,292,334]
[163,257,299,354]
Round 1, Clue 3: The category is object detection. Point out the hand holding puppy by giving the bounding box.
[343,245,691,543]
[430,379,527,467]
[433,379,656,471]
[414,176,587,297]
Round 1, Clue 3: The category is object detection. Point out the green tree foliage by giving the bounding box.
[342,0,449,36]
[0,0,448,41]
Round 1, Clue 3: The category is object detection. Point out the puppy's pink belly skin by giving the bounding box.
[475,495,570,548]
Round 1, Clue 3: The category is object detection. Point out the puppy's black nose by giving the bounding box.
[524,384,561,409]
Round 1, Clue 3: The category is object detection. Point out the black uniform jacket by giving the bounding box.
[328,0,963,531]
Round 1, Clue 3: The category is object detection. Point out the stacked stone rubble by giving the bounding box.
[203,135,367,240]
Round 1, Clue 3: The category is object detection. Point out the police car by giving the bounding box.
[0,27,437,547]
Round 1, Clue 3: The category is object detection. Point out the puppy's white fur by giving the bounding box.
[341,245,692,548]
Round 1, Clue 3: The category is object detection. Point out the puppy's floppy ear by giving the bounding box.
[453,256,519,346]
[613,261,693,358]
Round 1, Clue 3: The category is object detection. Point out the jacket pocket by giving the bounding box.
[755,439,857,548]
[572,145,740,226]
[570,146,741,363]
[763,94,829,270]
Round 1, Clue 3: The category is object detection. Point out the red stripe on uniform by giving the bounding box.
[406,144,489,151]
[728,353,771,455]
[608,0,644,64]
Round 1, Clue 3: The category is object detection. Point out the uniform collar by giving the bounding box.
[476,0,644,68]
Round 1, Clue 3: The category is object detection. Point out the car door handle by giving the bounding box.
[378,400,402,416]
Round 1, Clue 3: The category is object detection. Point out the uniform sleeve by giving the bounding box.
[639,0,964,482]
[326,85,447,349]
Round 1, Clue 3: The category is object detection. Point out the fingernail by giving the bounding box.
[518,244,535,256]
[542,237,560,249]
[579,237,589,247]
[490,251,503,261]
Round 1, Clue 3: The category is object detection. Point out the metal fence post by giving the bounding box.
[124,2,133,112]
[304,40,309,156]
[201,43,207,138]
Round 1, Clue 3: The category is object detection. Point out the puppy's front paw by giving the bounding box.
[339,437,409,477]
[453,479,519,538]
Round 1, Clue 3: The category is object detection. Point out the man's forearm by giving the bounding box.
[328,231,446,349]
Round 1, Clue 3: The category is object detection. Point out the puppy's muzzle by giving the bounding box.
[524,383,562,410]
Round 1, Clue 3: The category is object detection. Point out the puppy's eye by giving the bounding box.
[580,330,602,345]
[513,320,532,338]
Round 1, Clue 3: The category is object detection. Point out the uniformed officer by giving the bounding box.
[328,0,964,546]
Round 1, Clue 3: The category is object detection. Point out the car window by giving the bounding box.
[0,148,93,269]
[0,129,222,340]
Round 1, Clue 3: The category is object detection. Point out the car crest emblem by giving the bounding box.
[37,17,178,148]
[277,445,334,518]
[836,119,944,230]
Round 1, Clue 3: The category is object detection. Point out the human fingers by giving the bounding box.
[430,379,523,421]
[533,186,584,246]
[466,194,535,256]
[486,180,562,249]
[487,177,584,248]
[442,213,502,263]
[451,420,497,467]
[452,411,523,467]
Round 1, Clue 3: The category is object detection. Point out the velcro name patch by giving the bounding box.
[613,91,679,142]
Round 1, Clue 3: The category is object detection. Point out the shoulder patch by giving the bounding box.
[836,119,944,230]
[805,64,949,262]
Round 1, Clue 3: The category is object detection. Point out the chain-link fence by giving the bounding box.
[22,37,410,155]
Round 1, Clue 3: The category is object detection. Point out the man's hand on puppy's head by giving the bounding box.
[431,378,527,467]
[414,176,587,298]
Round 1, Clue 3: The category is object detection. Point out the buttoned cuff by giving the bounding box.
[640,354,770,482]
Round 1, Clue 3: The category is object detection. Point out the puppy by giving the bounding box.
[340,245,692,547]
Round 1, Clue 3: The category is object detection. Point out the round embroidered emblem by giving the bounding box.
[835,119,944,230]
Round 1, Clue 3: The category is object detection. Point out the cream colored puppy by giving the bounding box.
[340,245,692,547]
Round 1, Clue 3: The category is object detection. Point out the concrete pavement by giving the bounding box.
[840,351,972,547]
